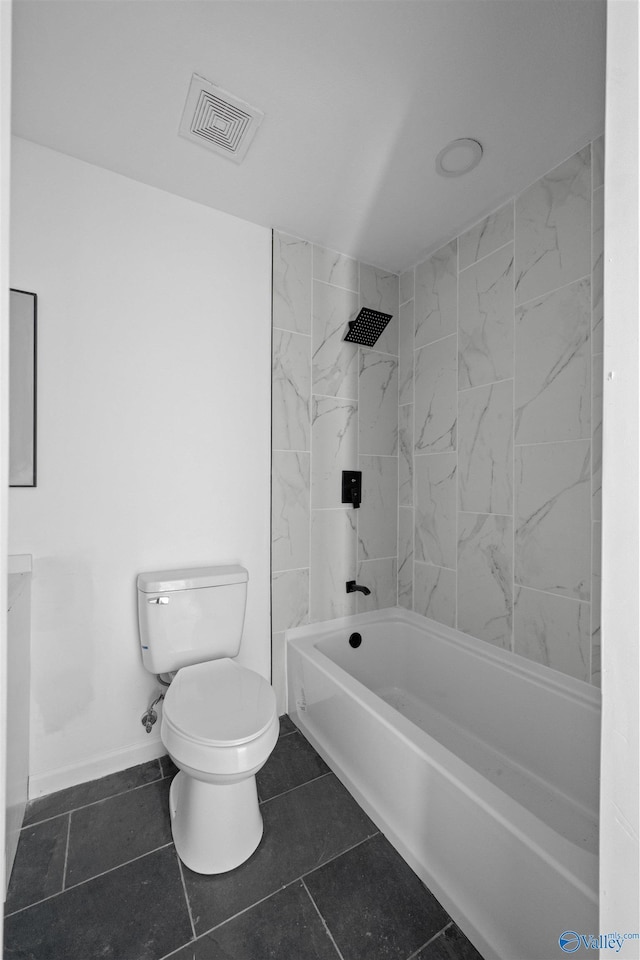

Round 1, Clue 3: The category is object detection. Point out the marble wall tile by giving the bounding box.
[272,329,310,451]
[458,201,514,271]
[515,279,591,444]
[360,263,399,356]
[359,351,398,456]
[399,299,415,406]
[310,509,357,621]
[313,245,358,292]
[515,146,591,305]
[398,506,413,611]
[414,452,457,568]
[271,631,286,715]
[458,243,514,390]
[400,268,415,305]
[357,558,397,613]
[592,135,604,190]
[513,586,590,682]
[414,334,457,454]
[415,240,457,348]
[273,232,312,334]
[358,455,398,561]
[592,520,602,580]
[399,404,413,506]
[311,397,358,508]
[272,451,310,572]
[312,280,359,399]
[515,440,591,601]
[458,379,513,515]
[413,562,456,628]
[592,185,604,355]
[457,513,513,649]
[592,353,603,522]
[272,568,310,633]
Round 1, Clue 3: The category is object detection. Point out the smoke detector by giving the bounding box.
[179,74,264,164]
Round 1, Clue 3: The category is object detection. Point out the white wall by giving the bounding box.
[0,0,12,927]
[9,138,272,796]
[600,0,640,937]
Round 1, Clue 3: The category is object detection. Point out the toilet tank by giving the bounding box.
[137,565,248,674]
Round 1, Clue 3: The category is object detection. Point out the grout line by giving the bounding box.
[413,330,457,353]
[457,375,514,395]
[457,236,514,275]
[176,852,198,942]
[312,276,359,296]
[61,812,71,891]
[301,877,347,960]
[4,842,175,918]
[25,771,167,828]
[514,272,591,310]
[406,920,454,960]
[513,436,592,449]
[190,832,379,945]
[259,770,332,807]
[272,324,311,338]
[272,447,312,455]
[513,581,590,605]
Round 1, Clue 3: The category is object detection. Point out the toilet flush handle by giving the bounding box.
[148,596,169,604]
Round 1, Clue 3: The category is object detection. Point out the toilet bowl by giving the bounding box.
[161,658,279,874]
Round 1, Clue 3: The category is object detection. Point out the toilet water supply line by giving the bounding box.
[141,676,170,733]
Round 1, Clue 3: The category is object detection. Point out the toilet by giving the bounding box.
[137,564,278,875]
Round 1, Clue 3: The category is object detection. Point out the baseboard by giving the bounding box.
[28,737,167,800]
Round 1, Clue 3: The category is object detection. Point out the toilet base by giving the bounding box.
[169,770,264,874]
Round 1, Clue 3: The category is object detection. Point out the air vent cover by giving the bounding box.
[179,74,264,164]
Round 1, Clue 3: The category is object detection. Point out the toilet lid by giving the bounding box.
[163,659,276,746]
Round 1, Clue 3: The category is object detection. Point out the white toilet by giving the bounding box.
[137,564,278,875]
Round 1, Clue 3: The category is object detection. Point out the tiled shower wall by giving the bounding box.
[271,234,399,709]
[398,138,604,686]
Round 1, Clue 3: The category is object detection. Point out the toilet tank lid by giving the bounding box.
[137,564,248,593]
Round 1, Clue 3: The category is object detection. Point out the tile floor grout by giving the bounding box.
[4,842,175,918]
[24,769,167,828]
[301,876,347,960]
[405,920,455,960]
[158,831,382,959]
[258,768,332,806]
[176,854,197,943]
[61,813,71,891]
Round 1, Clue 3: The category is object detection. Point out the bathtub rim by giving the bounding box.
[287,606,602,714]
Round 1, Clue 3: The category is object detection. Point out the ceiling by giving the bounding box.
[11,0,606,273]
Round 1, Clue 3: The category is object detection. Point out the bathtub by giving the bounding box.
[287,607,600,960]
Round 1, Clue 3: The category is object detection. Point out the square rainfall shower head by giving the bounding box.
[344,308,393,347]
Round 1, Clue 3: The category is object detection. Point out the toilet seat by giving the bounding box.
[163,658,275,745]
[161,658,279,783]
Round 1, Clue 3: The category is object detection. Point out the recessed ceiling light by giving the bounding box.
[435,138,483,178]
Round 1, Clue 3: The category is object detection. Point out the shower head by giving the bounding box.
[344,308,393,348]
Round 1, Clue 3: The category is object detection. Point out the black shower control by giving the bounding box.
[342,470,362,509]
[349,632,362,648]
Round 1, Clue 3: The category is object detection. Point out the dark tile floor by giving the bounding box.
[4,716,484,960]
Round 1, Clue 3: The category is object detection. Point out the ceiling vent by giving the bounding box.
[179,74,264,164]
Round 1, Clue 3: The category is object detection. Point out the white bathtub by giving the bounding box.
[287,607,600,960]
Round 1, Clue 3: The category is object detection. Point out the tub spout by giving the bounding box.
[346,580,371,596]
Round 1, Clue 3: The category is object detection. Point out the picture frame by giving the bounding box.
[9,289,37,487]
